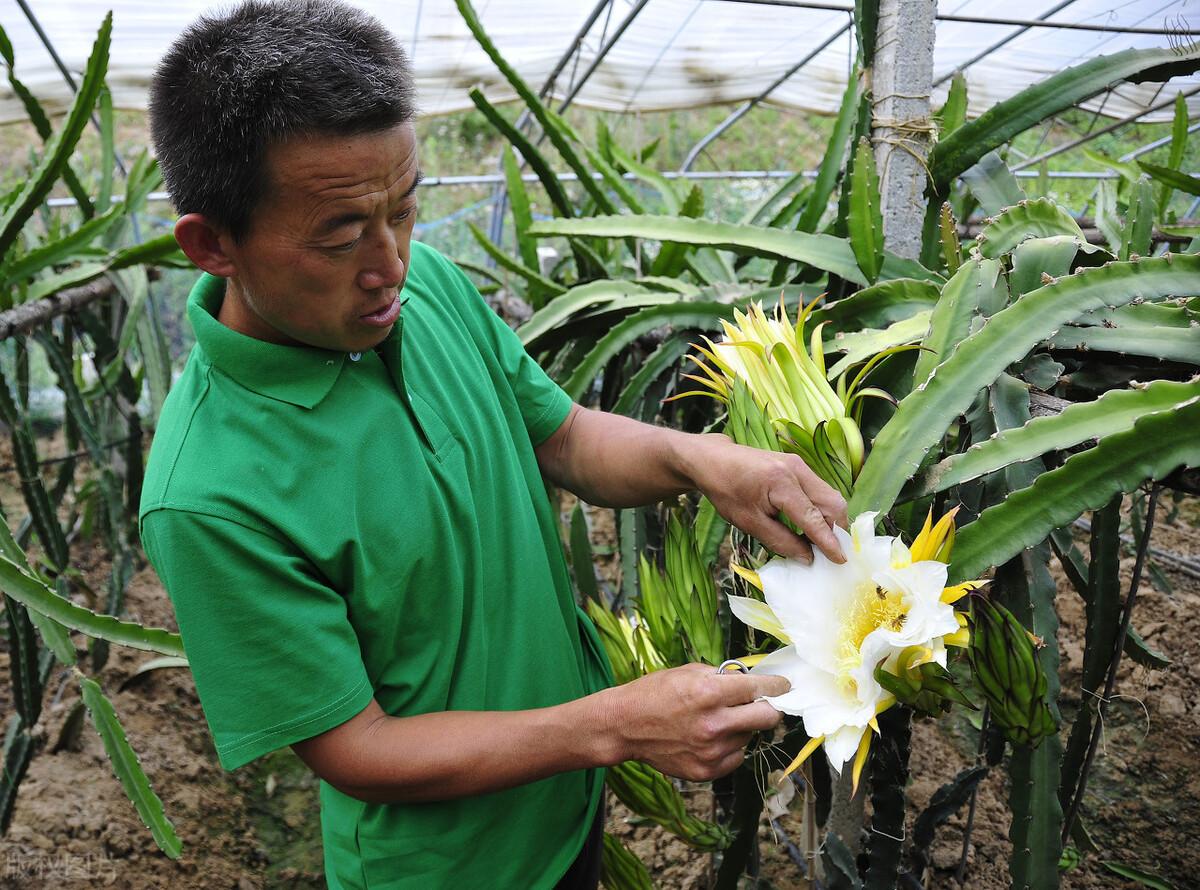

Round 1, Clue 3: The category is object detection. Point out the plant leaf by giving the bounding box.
[974,198,1087,259]
[826,310,932,380]
[569,502,601,604]
[562,302,736,401]
[847,138,884,283]
[467,221,566,299]
[0,13,111,257]
[501,146,541,272]
[1046,323,1200,364]
[1137,161,1200,198]
[911,377,1200,497]
[797,74,862,233]
[529,215,942,286]
[518,279,664,348]
[0,552,184,656]
[939,73,968,137]
[931,43,1200,189]
[850,254,1200,519]
[961,151,1026,217]
[612,332,693,417]
[814,278,940,333]
[78,674,183,858]
[948,395,1200,582]
[467,89,572,218]
[1100,862,1175,890]
[1120,177,1155,261]
[456,0,616,214]
[911,257,1004,387]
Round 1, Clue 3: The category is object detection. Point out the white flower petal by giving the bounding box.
[932,639,948,667]
[850,513,895,574]
[849,512,878,548]
[824,725,868,772]
[753,649,843,716]
[875,560,947,602]
[760,556,842,623]
[873,561,956,644]
[850,630,899,710]
[749,510,963,772]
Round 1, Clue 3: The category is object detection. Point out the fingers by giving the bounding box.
[791,456,849,531]
[744,516,814,564]
[705,668,791,704]
[632,665,788,781]
[712,749,747,780]
[745,672,791,700]
[724,700,786,734]
[769,483,845,564]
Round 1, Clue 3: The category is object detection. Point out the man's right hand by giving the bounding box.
[595,663,790,782]
[292,663,789,804]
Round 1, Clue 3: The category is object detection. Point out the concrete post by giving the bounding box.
[822,1,939,863]
[871,0,938,259]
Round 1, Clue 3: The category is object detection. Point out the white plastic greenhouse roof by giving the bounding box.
[1,0,1198,125]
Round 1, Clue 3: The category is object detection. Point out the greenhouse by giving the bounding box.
[0,0,1198,888]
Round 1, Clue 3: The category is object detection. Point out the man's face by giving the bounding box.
[220,122,421,353]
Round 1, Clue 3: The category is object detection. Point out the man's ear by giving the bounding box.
[174,214,238,278]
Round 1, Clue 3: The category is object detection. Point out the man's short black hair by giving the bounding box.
[150,0,416,240]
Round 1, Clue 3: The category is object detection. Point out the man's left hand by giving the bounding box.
[683,432,848,564]
[536,406,849,562]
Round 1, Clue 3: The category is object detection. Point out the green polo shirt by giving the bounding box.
[139,240,612,889]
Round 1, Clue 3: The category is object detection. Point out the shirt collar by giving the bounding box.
[187,273,352,410]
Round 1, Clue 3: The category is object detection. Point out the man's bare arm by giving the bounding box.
[535,403,848,563]
[292,664,788,804]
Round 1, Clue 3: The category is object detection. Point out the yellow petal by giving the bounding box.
[940,578,986,604]
[944,628,971,648]
[935,522,957,562]
[783,735,825,778]
[956,611,969,627]
[730,562,763,591]
[897,644,933,678]
[909,507,935,560]
[851,730,872,797]
[729,653,770,669]
[868,716,880,733]
[911,506,960,563]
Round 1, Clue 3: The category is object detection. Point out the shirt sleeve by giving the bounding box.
[141,507,375,771]
[428,247,573,446]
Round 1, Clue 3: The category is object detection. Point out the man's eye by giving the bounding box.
[391,207,416,225]
[328,237,360,252]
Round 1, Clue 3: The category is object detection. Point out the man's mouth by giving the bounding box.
[360,296,402,326]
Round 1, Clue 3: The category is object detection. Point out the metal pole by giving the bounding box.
[679,19,852,171]
[487,0,649,249]
[556,0,655,113]
[36,166,1145,210]
[493,0,616,245]
[1013,85,1200,170]
[935,11,1198,35]
[539,0,616,100]
[709,0,1200,34]
[933,0,1077,87]
[1119,120,1200,162]
[14,0,129,178]
[511,0,615,133]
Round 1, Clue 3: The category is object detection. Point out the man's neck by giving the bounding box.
[216,279,297,346]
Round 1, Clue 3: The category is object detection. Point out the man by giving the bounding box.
[141,2,847,887]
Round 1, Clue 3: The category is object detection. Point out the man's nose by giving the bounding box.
[357,229,405,291]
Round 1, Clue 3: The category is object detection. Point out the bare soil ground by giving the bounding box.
[2,491,1197,889]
